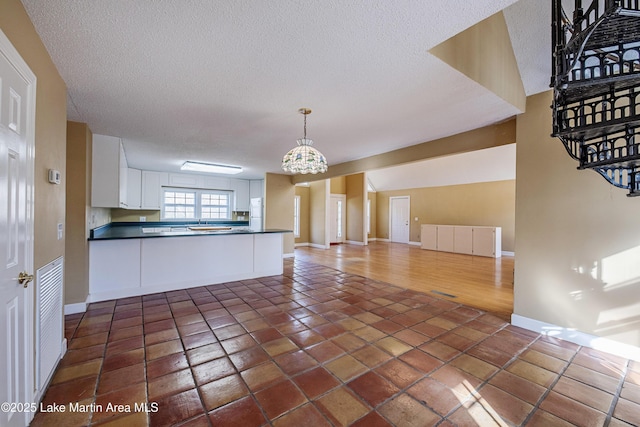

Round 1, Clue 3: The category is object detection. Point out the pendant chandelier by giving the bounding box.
[281,108,328,174]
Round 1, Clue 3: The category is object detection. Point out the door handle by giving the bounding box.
[18,271,34,288]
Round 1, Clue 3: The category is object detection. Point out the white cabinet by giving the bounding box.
[89,233,284,302]
[453,226,473,255]
[141,171,168,210]
[420,224,501,258]
[472,227,501,257]
[436,226,454,253]
[420,225,437,250]
[126,168,142,209]
[92,134,128,208]
[231,179,250,211]
[167,172,230,190]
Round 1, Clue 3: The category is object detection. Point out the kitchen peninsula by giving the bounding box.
[88,221,290,302]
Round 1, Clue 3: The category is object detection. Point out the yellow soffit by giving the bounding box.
[429,11,526,113]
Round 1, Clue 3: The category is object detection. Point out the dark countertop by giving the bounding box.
[89,221,291,241]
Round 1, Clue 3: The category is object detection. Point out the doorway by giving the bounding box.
[389,196,410,243]
[0,29,37,427]
[329,194,346,244]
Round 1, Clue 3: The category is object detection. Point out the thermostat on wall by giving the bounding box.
[48,169,61,184]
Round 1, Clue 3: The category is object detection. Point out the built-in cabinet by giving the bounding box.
[92,134,128,208]
[230,179,250,211]
[126,168,142,209]
[89,232,284,302]
[420,224,501,258]
[91,134,261,211]
[141,171,168,210]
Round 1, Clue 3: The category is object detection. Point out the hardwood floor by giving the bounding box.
[294,241,514,321]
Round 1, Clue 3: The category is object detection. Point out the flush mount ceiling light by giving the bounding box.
[181,161,243,174]
[282,108,328,174]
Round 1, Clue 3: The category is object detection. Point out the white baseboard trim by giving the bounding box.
[512,314,640,362]
[64,299,88,315]
[502,251,515,256]
[283,252,295,258]
[294,242,310,247]
[377,238,390,242]
[409,241,421,246]
[309,243,329,249]
[368,237,378,241]
[345,240,365,246]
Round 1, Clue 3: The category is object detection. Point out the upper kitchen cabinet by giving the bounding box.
[127,168,142,209]
[92,134,128,208]
[230,179,250,211]
[141,171,168,210]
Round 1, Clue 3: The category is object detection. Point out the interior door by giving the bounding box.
[0,31,36,427]
[390,196,410,243]
[329,195,346,244]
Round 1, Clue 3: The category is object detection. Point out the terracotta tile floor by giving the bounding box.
[32,259,640,427]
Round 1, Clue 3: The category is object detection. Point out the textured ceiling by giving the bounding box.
[21,0,550,183]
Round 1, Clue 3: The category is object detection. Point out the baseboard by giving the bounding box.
[309,243,329,249]
[511,314,640,362]
[64,299,88,315]
[283,252,295,258]
[345,240,366,246]
[409,241,421,246]
[377,238,390,242]
[502,251,515,256]
[294,242,310,247]
[368,237,378,241]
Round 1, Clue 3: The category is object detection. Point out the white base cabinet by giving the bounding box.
[89,233,283,302]
[421,224,501,258]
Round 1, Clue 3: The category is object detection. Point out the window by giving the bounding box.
[201,193,229,219]
[293,195,301,237]
[162,188,232,220]
[163,190,196,219]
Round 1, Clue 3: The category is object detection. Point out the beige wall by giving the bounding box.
[264,173,295,255]
[309,180,329,247]
[111,209,161,222]
[430,11,525,111]
[295,186,310,244]
[376,180,515,251]
[65,122,91,305]
[515,91,640,347]
[292,119,516,185]
[330,176,346,194]
[346,173,365,243]
[0,0,67,274]
[368,192,377,239]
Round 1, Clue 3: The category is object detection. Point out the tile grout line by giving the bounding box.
[436,315,531,424]
[603,357,630,427]
[518,338,582,427]
[53,259,628,427]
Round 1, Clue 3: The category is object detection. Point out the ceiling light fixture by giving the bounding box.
[282,108,328,174]
[181,161,243,175]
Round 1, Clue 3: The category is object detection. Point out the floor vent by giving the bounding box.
[431,290,457,298]
[36,257,64,391]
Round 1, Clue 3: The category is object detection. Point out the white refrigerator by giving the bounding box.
[250,198,263,231]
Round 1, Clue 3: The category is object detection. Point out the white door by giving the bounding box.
[329,195,346,244]
[0,30,36,427]
[390,196,410,243]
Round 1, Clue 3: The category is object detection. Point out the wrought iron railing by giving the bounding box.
[552,0,640,196]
